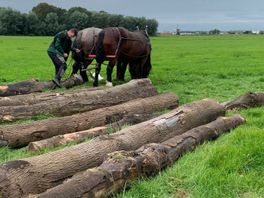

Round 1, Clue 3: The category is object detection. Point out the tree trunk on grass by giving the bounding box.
[0,93,178,148]
[109,113,155,131]
[27,113,155,151]
[0,99,225,197]
[223,92,264,110]
[60,74,83,89]
[33,115,245,198]
[0,79,158,121]
[0,80,50,97]
[0,75,83,97]
[27,126,108,151]
[0,86,108,107]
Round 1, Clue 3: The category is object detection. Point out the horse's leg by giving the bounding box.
[116,61,122,80]
[129,62,137,79]
[118,61,128,81]
[93,62,102,87]
[71,50,84,75]
[71,60,80,76]
[134,62,141,79]
[106,60,116,87]
[140,57,149,78]
[80,60,92,83]
[132,58,148,79]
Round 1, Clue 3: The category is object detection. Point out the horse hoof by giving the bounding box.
[106,81,113,87]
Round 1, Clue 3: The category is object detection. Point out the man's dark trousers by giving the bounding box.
[47,51,67,82]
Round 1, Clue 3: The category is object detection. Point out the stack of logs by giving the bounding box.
[0,78,261,198]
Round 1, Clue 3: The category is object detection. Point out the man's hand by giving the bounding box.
[64,53,68,58]
[76,49,81,53]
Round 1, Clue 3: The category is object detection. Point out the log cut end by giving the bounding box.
[0,86,8,92]
[224,92,264,110]
[0,160,31,198]
[0,80,44,97]
[61,74,84,89]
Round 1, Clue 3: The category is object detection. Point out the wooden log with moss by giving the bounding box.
[224,92,264,110]
[27,113,155,151]
[0,99,224,197]
[0,79,158,121]
[0,74,83,97]
[0,86,108,107]
[33,115,245,198]
[0,93,178,148]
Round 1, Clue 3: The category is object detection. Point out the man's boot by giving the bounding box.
[53,66,66,88]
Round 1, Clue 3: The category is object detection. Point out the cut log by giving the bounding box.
[28,113,155,151]
[0,75,83,97]
[33,115,245,198]
[28,127,108,151]
[0,79,158,121]
[109,113,155,131]
[60,74,83,89]
[0,86,108,107]
[0,99,225,197]
[0,93,178,148]
[223,92,264,110]
[0,80,51,96]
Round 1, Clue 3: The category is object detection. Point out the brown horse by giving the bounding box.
[94,27,152,87]
[71,27,102,82]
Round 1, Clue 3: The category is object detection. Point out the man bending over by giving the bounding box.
[47,28,80,87]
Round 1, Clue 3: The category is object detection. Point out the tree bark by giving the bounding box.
[27,113,155,151]
[0,99,225,197]
[0,79,158,121]
[0,93,178,148]
[33,115,245,198]
[0,75,84,97]
[223,92,264,110]
[60,74,83,89]
[27,127,108,151]
[0,86,108,107]
[0,80,49,97]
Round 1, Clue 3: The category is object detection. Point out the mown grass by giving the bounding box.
[0,35,264,197]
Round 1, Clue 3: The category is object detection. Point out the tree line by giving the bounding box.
[0,3,159,36]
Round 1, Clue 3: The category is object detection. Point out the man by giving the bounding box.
[47,28,80,87]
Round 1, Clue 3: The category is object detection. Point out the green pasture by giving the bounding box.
[0,35,264,197]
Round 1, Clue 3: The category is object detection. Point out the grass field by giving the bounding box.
[1,35,264,197]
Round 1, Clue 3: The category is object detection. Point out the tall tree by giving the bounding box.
[32,3,66,23]
[91,11,110,28]
[108,14,124,27]
[0,7,24,35]
[44,12,60,36]
[24,12,41,35]
[147,19,159,35]
[121,16,138,31]
[0,3,159,36]
[65,11,89,30]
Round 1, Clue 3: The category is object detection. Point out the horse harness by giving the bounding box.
[87,27,150,60]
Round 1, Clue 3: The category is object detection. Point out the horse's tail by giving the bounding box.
[95,30,105,63]
[142,53,152,78]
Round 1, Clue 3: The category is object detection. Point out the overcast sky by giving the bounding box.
[1,0,264,31]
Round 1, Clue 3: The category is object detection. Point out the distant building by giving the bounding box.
[180,31,208,35]
[158,32,173,36]
[176,28,180,35]
[158,29,263,36]
[252,30,260,34]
